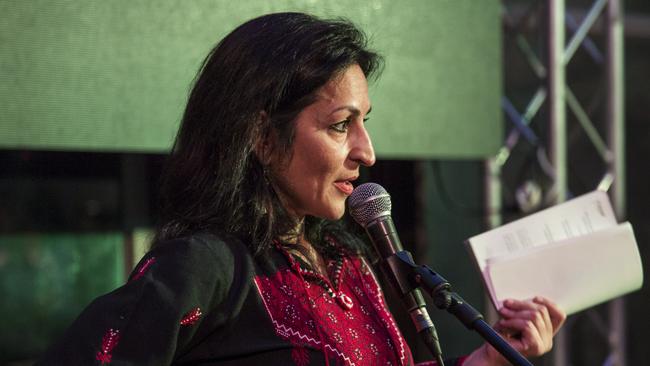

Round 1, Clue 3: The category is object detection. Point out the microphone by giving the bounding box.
[348,182,444,365]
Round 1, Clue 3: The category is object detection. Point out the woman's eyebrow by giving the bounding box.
[328,105,372,116]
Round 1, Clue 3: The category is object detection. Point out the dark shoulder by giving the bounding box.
[148,231,249,264]
[132,232,254,297]
[36,232,255,365]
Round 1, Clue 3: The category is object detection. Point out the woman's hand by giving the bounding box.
[464,296,566,366]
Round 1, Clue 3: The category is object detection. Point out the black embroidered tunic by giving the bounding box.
[36,233,466,365]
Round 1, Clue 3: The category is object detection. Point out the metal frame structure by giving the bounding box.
[487,0,626,364]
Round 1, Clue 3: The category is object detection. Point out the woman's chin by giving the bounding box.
[317,206,346,221]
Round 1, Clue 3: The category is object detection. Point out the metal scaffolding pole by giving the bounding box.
[548,0,567,205]
[606,1,626,365]
[548,1,569,364]
[483,157,502,324]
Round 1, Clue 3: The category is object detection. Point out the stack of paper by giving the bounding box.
[466,190,643,315]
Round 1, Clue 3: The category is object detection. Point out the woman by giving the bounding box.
[38,12,565,365]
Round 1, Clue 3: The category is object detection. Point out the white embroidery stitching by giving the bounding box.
[253,276,355,365]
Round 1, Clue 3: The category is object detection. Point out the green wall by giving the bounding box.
[0,0,502,158]
[0,233,125,362]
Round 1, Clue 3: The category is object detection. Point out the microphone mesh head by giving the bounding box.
[348,183,392,227]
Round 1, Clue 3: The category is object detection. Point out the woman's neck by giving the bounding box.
[295,238,329,279]
[278,219,331,279]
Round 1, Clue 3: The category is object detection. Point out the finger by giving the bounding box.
[499,308,551,336]
[533,296,567,333]
[494,326,528,351]
[499,304,547,319]
[498,318,548,356]
[502,298,543,311]
[500,302,553,337]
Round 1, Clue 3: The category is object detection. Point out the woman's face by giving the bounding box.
[269,64,375,220]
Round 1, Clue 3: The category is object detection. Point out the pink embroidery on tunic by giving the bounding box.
[254,255,413,365]
[95,328,120,364]
[180,307,203,326]
[130,257,156,281]
[359,257,408,365]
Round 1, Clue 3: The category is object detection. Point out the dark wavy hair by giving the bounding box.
[154,12,383,256]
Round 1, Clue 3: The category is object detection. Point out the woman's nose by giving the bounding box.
[350,125,376,167]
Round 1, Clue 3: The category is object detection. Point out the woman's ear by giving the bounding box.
[253,111,274,165]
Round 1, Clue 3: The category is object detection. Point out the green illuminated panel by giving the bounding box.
[0,0,501,158]
[0,233,124,362]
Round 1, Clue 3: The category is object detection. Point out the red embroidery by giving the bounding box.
[95,328,120,364]
[180,307,202,326]
[291,346,310,366]
[130,257,156,281]
[361,258,409,364]
[254,255,413,365]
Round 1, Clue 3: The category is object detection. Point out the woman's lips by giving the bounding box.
[333,180,354,195]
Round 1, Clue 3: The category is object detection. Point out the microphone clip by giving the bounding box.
[388,250,533,366]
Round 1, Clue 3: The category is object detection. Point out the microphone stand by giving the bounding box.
[385,251,534,366]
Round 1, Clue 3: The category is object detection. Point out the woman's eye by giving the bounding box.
[330,119,351,133]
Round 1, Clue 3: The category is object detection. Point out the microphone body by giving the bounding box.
[349,183,443,364]
[365,215,430,326]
